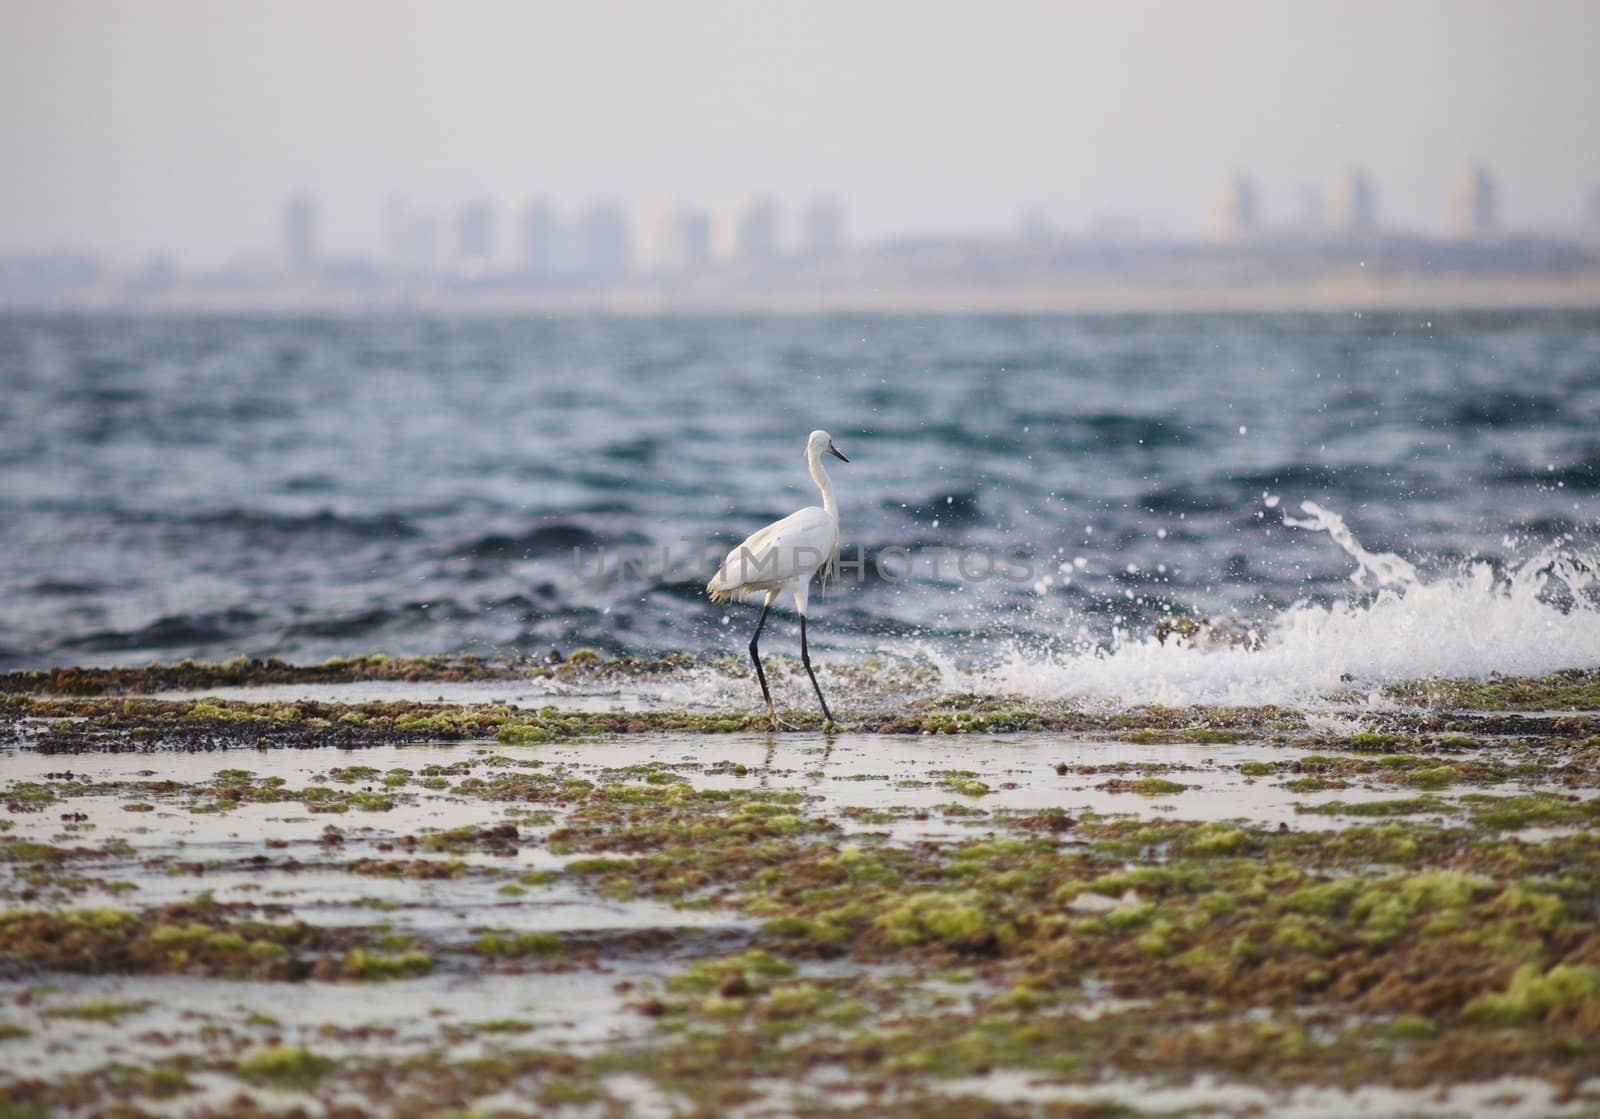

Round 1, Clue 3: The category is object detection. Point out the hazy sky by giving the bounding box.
[3,0,1598,266]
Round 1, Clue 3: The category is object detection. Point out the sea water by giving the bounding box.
[1,310,1596,703]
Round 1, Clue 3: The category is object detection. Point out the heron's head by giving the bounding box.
[808,429,848,463]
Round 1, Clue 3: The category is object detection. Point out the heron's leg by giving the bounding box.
[748,594,777,730]
[800,614,835,728]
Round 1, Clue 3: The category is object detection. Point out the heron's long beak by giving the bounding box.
[827,443,849,463]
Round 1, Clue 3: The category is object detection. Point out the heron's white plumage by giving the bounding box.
[706,505,837,613]
[706,430,844,617]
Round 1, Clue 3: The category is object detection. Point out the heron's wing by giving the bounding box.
[708,506,838,593]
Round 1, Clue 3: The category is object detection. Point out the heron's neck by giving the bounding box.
[808,449,839,521]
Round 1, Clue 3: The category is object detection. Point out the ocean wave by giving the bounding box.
[453,523,614,561]
[883,489,986,526]
[5,313,1597,675]
[1135,483,1239,514]
[1014,412,1198,449]
[26,579,100,597]
[962,502,1600,708]
[108,507,422,541]
[1447,392,1565,428]
[61,608,266,652]
[1497,448,1600,491]
[283,599,477,639]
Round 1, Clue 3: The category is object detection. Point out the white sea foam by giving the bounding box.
[174,503,1594,717]
[966,502,1600,709]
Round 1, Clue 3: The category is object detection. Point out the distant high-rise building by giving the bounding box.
[709,207,740,261]
[456,202,494,265]
[1446,166,1497,238]
[578,203,631,278]
[284,196,315,273]
[1329,170,1377,235]
[387,201,440,275]
[803,196,845,256]
[674,210,711,271]
[1210,175,1258,240]
[633,206,673,272]
[735,195,781,264]
[638,207,712,273]
[521,203,557,277]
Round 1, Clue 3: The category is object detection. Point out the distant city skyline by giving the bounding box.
[261,165,1558,281]
[3,0,1598,267]
[12,161,1600,312]
[12,159,1587,283]
[268,164,1549,276]
[2,162,1595,273]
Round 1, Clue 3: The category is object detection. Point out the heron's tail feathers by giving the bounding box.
[819,543,840,593]
[706,563,741,602]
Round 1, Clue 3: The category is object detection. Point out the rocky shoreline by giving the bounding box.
[2,657,1598,1117]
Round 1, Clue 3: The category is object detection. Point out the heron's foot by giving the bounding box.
[765,704,780,733]
[822,717,840,734]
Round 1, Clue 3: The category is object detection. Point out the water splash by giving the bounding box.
[967,503,1600,708]
[1283,501,1418,588]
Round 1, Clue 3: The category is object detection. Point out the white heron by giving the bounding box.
[707,429,848,730]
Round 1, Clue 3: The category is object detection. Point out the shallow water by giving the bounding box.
[940,1070,1600,1119]
[4,728,1573,859]
[1,966,651,1078]
[150,679,663,711]
[2,311,1597,704]
[5,720,1599,1116]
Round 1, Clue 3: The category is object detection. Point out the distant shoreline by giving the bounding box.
[10,271,1600,316]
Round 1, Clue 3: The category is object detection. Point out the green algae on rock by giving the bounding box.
[1387,668,1600,712]
[0,654,534,696]
[236,1044,336,1085]
[0,651,716,698]
[0,903,429,982]
[5,656,1600,1117]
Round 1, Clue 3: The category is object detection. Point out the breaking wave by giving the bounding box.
[967,502,1600,708]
